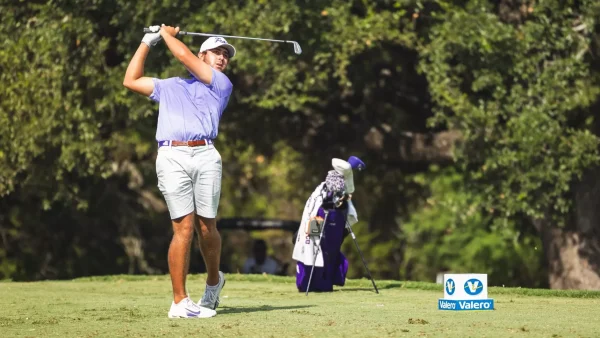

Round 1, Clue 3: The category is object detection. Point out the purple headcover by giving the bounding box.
[347,156,365,171]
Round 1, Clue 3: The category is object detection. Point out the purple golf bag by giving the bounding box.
[293,155,378,294]
[295,202,350,292]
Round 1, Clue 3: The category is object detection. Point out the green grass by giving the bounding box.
[1,274,599,337]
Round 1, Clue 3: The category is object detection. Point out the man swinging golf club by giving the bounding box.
[123,24,234,318]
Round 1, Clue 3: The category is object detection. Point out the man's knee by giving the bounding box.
[172,213,195,238]
[196,215,218,237]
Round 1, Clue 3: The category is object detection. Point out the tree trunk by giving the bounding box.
[534,166,600,290]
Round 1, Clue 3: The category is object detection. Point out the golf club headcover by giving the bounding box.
[347,156,366,171]
[325,170,345,193]
[331,158,355,194]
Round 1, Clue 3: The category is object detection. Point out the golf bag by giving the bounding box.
[295,198,351,292]
[292,156,378,294]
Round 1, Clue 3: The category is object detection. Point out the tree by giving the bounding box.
[3,0,599,290]
[417,0,600,288]
[0,0,423,280]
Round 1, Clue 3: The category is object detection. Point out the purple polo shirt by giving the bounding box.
[149,68,232,141]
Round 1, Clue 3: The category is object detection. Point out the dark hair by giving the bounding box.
[253,239,267,250]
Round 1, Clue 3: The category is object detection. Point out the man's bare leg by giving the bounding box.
[169,212,195,303]
[196,215,221,286]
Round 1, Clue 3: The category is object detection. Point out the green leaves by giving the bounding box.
[400,167,547,287]
[396,0,600,286]
[419,0,600,223]
[0,7,103,196]
[1,0,599,284]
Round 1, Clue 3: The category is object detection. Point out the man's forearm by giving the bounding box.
[161,32,212,84]
[162,34,193,61]
[124,43,150,82]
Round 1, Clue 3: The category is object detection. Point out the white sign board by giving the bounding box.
[438,273,494,311]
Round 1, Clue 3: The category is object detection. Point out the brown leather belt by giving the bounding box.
[158,140,213,148]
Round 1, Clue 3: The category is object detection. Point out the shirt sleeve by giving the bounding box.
[149,78,163,103]
[210,69,233,99]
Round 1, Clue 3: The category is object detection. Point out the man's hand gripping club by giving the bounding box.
[142,25,163,47]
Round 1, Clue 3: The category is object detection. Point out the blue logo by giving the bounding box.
[438,299,494,311]
[445,279,455,295]
[464,278,484,296]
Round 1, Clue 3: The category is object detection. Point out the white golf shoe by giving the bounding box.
[167,297,216,318]
[199,271,226,310]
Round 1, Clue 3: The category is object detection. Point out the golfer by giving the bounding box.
[123,24,234,318]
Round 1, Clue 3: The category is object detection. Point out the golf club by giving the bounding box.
[143,27,302,55]
[345,220,379,294]
[305,209,330,296]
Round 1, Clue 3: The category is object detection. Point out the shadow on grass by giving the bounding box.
[334,282,403,292]
[334,288,381,292]
[218,305,314,315]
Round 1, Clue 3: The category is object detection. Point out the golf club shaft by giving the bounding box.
[347,224,379,294]
[306,210,329,296]
[180,31,291,44]
[142,28,302,54]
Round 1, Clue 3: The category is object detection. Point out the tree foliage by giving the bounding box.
[420,0,600,221]
[1,0,599,288]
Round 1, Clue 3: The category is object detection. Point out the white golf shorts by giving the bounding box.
[155,144,222,219]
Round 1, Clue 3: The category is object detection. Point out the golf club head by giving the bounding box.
[291,41,302,55]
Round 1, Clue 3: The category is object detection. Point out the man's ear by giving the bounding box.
[197,51,206,60]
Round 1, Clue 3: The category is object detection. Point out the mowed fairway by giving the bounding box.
[1,274,599,338]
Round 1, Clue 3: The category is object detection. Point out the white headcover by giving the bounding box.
[331,158,355,194]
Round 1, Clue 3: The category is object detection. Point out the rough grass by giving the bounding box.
[1,274,599,337]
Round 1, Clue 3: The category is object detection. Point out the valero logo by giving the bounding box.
[439,274,493,311]
[464,278,484,296]
[445,278,455,295]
